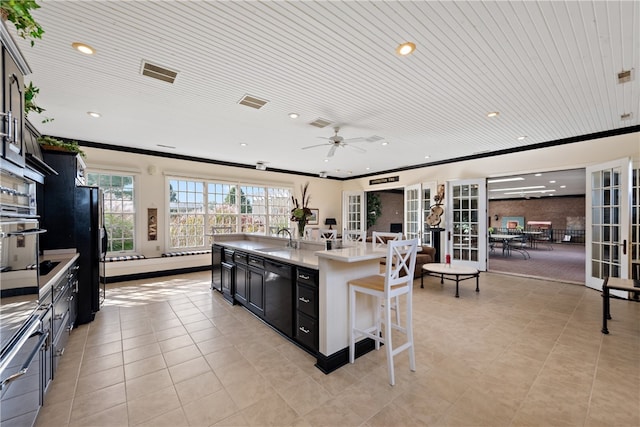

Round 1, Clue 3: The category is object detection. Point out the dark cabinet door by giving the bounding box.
[1,47,24,168]
[211,245,222,292]
[235,263,248,305]
[248,267,265,317]
[221,262,235,305]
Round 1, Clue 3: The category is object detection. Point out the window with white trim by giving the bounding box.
[168,178,292,249]
[87,172,136,253]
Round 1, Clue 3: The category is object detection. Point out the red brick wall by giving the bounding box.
[488,196,585,229]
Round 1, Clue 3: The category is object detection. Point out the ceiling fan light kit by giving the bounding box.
[302,126,367,158]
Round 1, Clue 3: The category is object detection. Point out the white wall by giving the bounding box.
[82,146,343,258]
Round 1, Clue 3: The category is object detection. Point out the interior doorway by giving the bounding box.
[365,188,404,235]
[487,168,586,283]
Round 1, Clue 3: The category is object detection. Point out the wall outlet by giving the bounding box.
[156,245,160,251]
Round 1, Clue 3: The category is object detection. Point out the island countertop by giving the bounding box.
[216,239,321,270]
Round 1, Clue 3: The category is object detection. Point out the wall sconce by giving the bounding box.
[324,218,337,230]
[494,215,499,221]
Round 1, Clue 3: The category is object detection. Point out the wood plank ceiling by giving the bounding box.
[11,1,639,179]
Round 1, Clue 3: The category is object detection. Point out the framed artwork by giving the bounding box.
[148,208,157,240]
[308,209,319,225]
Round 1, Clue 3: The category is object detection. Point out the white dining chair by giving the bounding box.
[348,238,419,386]
[303,226,318,240]
[372,231,402,244]
[319,228,337,239]
[343,229,365,243]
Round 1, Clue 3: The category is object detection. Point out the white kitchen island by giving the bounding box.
[314,243,389,371]
[213,234,390,373]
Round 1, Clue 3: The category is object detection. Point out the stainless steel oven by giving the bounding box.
[0,315,47,427]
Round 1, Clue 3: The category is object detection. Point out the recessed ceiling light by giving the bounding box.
[240,143,247,147]
[424,155,430,159]
[487,177,524,183]
[288,113,299,119]
[487,111,500,118]
[366,167,370,170]
[549,180,556,183]
[324,159,329,162]
[396,42,416,56]
[534,173,542,177]
[517,135,527,140]
[490,185,545,192]
[87,111,101,118]
[381,141,389,146]
[72,42,95,55]
[560,185,566,188]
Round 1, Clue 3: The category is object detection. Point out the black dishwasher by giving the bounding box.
[264,260,293,338]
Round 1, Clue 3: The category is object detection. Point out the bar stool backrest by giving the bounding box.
[384,239,419,293]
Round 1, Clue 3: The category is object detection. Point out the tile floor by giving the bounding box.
[35,271,639,426]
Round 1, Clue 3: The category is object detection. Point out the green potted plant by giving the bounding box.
[24,81,53,123]
[38,136,85,158]
[1,0,44,46]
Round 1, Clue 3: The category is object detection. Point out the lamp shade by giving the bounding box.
[325,218,337,229]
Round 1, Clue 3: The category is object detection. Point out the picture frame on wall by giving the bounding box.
[308,209,319,225]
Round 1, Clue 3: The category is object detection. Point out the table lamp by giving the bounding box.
[325,218,337,230]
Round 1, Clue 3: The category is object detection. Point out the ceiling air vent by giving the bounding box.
[309,118,332,128]
[617,70,632,84]
[238,95,268,109]
[141,61,178,84]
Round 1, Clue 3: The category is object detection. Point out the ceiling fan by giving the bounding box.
[302,127,366,157]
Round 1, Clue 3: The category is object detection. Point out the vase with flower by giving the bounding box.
[291,182,312,238]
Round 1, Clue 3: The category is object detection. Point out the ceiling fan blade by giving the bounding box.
[327,144,338,157]
[302,143,329,150]
[347,144,366,153]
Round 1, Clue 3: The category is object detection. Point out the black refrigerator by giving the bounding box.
[74,185,104,324]
[37,149,104,326]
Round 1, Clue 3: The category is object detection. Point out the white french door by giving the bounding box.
[585,158,631,294]
[446,179,487,271]
[342,191,365,236]
[404,181,438,246]
[404,184,421,241]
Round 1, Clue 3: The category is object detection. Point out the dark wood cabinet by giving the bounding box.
[221,249,235,304]
[295,267,319,353]
[1,44,25,169]
[211,245,223,292]
[248,256,265,317]
[234,252,249,305]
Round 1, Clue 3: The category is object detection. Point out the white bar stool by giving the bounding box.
[348,238,418,386]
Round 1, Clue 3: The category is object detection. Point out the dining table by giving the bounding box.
[489,234,521,257]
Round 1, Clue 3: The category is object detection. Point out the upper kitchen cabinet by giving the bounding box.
[0,22,31,171]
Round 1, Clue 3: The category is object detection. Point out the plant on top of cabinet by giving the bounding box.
[38,136,86,158]
[24,81,53,123]
[0,0,44,46]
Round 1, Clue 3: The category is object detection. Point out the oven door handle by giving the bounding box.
[0,330,48,391]
[2,228,47,237]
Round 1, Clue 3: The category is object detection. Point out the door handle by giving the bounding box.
[622,239,627,255]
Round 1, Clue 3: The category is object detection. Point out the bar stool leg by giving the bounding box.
[349,286,357,362]
[384,300,395,386]
[407,290,416,373]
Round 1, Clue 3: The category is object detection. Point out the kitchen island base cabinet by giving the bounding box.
[295,267,318,352]
[221,261,235,305]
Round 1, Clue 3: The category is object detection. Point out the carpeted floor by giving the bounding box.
[489,243,585,284]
